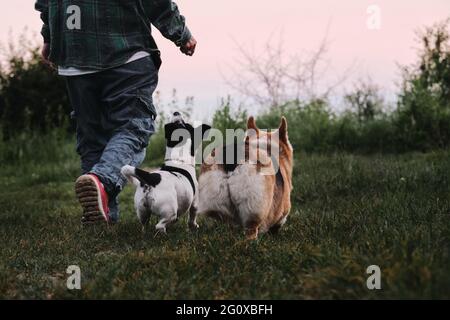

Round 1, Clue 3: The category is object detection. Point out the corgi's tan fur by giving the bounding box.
[198,116,294,239]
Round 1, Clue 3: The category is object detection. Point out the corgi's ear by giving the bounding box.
[278,117,288,143]
[247,116,260,139]
[247,116,259,131]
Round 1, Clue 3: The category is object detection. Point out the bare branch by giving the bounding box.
[222,27,350,109]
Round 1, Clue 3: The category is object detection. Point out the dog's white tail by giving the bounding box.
[121,165,140,187]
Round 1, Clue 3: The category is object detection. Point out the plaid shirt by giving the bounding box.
[35,0,192,70]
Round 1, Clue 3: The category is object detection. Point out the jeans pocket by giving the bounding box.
[136,89,157,120]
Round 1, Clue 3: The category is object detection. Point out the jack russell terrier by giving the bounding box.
[121,112,210,233]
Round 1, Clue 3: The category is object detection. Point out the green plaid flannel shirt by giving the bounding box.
[35,0,192,69]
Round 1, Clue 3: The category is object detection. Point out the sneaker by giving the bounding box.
[75,174,110,224]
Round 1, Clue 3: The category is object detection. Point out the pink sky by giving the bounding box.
[0,0,449,119]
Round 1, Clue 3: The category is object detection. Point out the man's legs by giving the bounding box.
[106,149,146,222]
[66,75,112,223]
[91,57,157,222]
[67,57,158,223]
[66,75,105,174]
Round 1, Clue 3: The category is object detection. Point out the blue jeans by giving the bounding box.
[66,57,158,222]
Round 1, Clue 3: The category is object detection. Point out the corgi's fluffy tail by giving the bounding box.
[121,165,140,187]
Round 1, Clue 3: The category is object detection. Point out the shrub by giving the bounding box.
[396,19,450,150]
[212,97,248,135]
[0,40,70,140]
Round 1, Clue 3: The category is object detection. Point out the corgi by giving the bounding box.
[196,116,294,239]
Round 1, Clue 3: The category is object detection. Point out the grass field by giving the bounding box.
[0,141,449,299]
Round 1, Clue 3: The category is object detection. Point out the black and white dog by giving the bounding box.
[121,112,211,233]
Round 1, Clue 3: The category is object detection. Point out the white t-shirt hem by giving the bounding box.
[58,51,151,76]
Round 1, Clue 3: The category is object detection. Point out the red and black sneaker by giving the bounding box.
[75,174,110,224]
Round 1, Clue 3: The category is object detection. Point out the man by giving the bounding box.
[35,0,196,224]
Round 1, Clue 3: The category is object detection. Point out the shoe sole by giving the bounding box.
[75,175,109,225]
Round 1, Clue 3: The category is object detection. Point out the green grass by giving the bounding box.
[0,142,449,299]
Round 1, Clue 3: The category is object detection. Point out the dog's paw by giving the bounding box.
[188,222,200,231]
[245,228,259,241]
[154,226,167,238]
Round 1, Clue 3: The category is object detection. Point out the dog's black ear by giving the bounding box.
[164,123,177,140]
[200,124,212,138]
[184,123,194,135]
[165,123,188,148]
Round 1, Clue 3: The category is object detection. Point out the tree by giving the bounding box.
[223,30,350,109]
[0,34,70,140]
[212,97,248,134]
[345,78,384,125]
[397,18,450,148]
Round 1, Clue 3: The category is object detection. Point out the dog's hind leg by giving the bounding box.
[268,216,288,234]
[188,204,199,231]
[244,218,262,240]
[137,207,151,234]
[155,214,177,234]
[197,170,234,221]
[141,217,151,234]
[228,165,272,240]
[154,204,178,234]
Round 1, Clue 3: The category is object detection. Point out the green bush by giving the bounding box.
[144,115,166,166]
[212,98,248,135]
[0,127,75,165]
[211,100,405,154]
[0,42,71,140]
[209,19,450,154]
[0,20,449,158]
[396,19,450,150]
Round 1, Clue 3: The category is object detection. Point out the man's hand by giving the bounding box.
[41,43,54,68]
[180,37,197,56]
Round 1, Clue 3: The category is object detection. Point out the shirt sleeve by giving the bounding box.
[35,0,50,43]
[142,0,192,47]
